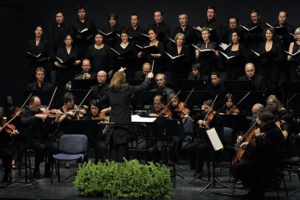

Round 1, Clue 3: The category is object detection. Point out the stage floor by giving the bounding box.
[0,159,299,200]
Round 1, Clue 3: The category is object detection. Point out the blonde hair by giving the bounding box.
[266,95,285,111]
[110,71,127,89]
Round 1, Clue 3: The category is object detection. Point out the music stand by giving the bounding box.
[286,94,300,112]
[199,128,234,194]
[176,80,209,91]
[223,80,256,92]
[155,119,185,179]
[221,115,252,133]
[127,79,144,86]
[230,91,266,113]
[131,91,167,110]
[71,79,97,90]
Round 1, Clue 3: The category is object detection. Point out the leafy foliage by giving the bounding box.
[74,159,173,199]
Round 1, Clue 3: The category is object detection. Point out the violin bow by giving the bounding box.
[281,93,297,109]
[236,91,251,107]
[2,108,25,129]
[158,90,181,116]
[75,88,93,114]
[47,86,58,110]
[19,92,33,111]
[151,60,155,73]
[183,87,195,106]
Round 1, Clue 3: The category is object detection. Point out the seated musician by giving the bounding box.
[83,100,108,163]
[91,70,110,111]
[151,73,174,96]
[235,110,285,197]
[238,62,268,93]
[218,93,240,115]
[27,67,53,90]
[54,92,80,168]
[168,93,193,135]
[187,62,209,81]
[20,96,59,178]
[0,107,18,182]
[74,59,96,80]
[189,99,224,178]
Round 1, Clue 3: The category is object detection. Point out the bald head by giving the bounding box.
[97,70,107,85]
[245,63,255,79]
[142,62,151,76]
[252,103,264,118]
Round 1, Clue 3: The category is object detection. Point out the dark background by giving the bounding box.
[0,0,299,106]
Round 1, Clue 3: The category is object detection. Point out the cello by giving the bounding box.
[230,121,258,177]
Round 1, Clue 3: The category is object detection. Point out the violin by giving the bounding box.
[8,107,20,118]
[1,117,18,135]
[92,111,110,121]
[226,105,240,115]
[174,102,193,121]
[158,107,172,117]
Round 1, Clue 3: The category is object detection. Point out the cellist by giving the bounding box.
[189,99,224,178]
[235,110,285,197]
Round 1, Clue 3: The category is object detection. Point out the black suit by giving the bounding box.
[27,81,53,91]
[238,74,268,93]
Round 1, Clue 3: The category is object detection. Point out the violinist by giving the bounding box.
[218,93,240,115]
[20,96,59,179]
[83,100,108,163]
[189,99,224,178]
[266,95,289,139]
[0,107,17,182]
[4,96,20,170]
[168,94,193,134]
[147,95,171,118]
[235,110,285,197]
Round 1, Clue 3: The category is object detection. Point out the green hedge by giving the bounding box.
[74,159,173,199]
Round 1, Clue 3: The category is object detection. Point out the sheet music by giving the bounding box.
[206,128,224,151]
[131,115,156,123]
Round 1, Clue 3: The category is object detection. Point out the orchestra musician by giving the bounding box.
[0,107,18,182]
[235,110,285,197]
[20,96,59,178]
[74,59,96,80]
[189,99,224,178]
[218,93,240,115]
[207,72,228,111]
[4,96,21,170]
[97,67,153,162]
[151,73,174,96]
[83,100,108,163]
[91,70,110,111]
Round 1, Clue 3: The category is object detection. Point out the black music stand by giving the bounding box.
[230,91,266,114]
[155,119,185,179]
[131,91,167,110]
[176,80,209,91]
[199,128,234,194]
[71,79,97,90]
[224,80,256,92]
[221,115,252,133]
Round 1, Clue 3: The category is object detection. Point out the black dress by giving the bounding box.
[112,42,138,79]
[224,44,246,80]
[98,77,151,162]
[84,44,114,74]
[196,41,218,76]
[288,42,300,81]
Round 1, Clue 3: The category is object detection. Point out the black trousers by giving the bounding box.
[0,144,13,174]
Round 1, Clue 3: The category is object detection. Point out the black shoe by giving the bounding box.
[33,171,42,179]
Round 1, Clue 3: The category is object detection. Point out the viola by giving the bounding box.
[226,105,240,115]
[9,107,20,118]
